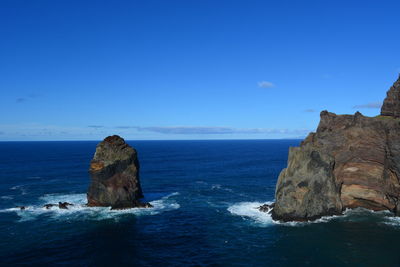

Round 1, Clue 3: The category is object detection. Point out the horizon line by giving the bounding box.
[0,137,305,142]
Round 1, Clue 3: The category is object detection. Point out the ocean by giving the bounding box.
[1,140,400,266]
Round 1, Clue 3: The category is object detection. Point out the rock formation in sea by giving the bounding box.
[87,135,152,209]
[271,75,400,222]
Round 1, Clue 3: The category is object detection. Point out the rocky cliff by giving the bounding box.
[87,135,150,209]
[381,77,400,117]
[272,76,400,221]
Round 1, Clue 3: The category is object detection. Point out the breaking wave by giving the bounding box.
[228,202,396,227]
[228,201,275,226]
[0,192,180,222]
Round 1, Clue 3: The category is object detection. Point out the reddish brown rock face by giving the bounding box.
[87,135,145,209]
[272,76,400,222]
[273,110,400,221]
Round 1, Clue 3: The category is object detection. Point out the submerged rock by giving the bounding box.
[42,202,74,209]
[273,76,400,222]
[258,203,274,213]
[138,202,153,208]
[58,202,73,209]
[87,135,151,209]
[43,204,56,209]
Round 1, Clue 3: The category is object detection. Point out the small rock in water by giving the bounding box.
[16,206,26,210]
[58,202,74,209]
[139,202,153,208]
[258,203,274,213]
[43,204,56,209]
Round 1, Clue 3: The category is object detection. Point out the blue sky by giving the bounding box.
[1,0,400,141]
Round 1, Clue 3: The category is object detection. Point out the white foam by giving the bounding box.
[39,193,87,205]
[228,202,399,227]
[164,192,180,197]
[284,213,342,226]
[228,201,275,226]
[211,184,234,192]
[1,192,180,222]
[228,202,341,227]
[383,216,400,226]
[211,184,221,190]
[10,185,28,195]
[0,207,32,212]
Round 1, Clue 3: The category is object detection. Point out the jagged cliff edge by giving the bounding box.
[271,76,400,222]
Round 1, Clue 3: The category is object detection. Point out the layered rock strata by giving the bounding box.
[381,76,400,117]
[272,76,400,221]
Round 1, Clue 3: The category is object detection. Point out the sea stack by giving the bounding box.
[87,135,150,209]
[271,76,400,222]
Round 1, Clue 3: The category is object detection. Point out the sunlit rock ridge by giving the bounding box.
[272,75,400,222]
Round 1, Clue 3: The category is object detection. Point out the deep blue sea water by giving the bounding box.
[1,140,400,266]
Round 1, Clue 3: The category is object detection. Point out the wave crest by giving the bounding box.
[228,201,275,226]
[1,192,180,222]
[228,202,400,227]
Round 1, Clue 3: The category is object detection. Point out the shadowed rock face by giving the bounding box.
[381,76,400,117]
[272,77,400,221]
[87,135,144,209]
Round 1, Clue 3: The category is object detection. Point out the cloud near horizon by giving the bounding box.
[134,126,310,135]
[0,123,103,140]
[0,123,311,141]
[257,81,274,88]
[116,126,135,129]
[352,102,382,109]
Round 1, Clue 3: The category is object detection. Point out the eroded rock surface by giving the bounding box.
[87,135,149,209]
[381,75,400,117]
[272,77,400,221]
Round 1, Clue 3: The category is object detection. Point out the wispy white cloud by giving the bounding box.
[304,109,316,113]
[353,102,382,109]
[0,123,311,140]
[257,81,274,88]
[0,123,107,140]
[134,126,310,135]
